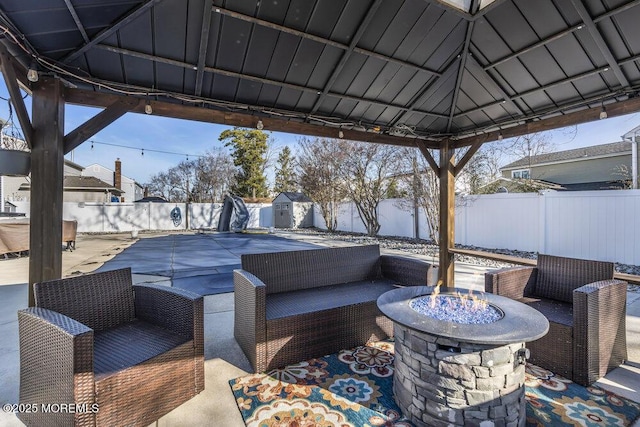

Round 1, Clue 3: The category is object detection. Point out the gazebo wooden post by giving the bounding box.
[439,138,456,287]
[28,77,65,306]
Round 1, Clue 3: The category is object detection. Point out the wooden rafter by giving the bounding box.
[194,0,213,97]
[415,141,440,175]
[212,6,441,78]
[309,0,383,114]
[454,139,484,175]
[0,44,33,148]
[453,95,640,148]
[94,44,449,120]
[63,98,139,154]
[64,87,440,149]
[63,0,166,64]
[570,0,629,88]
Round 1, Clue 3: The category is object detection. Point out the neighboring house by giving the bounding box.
[1,159,86,209]
[499,140,638,191]
[477,177,563,194]
[82,158,144,202]
[17,176,123,203]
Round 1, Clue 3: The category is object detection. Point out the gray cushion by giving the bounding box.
[266,279,396,320]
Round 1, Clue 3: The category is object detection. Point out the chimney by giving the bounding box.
[114,158,122,190]
[144,186,149,198]
[114,158,123,201]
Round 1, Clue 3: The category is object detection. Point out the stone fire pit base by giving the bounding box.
[393,323,527,427]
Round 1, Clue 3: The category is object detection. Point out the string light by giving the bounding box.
[599,105,607,120]
[145,97,153,114]
[338,130,344,139]
[87,139,205,159]
[256,119,264,130]
[26,61,38,82]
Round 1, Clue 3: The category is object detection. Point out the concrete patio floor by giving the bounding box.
[1,231,640,426]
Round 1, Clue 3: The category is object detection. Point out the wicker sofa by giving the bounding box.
[234,244,435,372]
[485,254,627,386]
[17,268,204,427]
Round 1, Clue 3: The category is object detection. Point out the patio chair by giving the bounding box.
[485,254,627,386]
[17,268,204,427]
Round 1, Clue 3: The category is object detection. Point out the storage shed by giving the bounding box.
[272,192,313,229]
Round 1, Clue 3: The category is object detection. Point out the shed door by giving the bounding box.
[275,202,292,228]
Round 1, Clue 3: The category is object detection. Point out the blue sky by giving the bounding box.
[1,79,639,185]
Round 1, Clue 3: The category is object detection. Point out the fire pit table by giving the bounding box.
[377,286,549,427]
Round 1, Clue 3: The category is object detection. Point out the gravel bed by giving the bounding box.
[286,228,640,291]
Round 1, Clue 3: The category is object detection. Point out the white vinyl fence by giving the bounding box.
[10,201,273,233]
[314,190,640,266]
[10,189,640,265]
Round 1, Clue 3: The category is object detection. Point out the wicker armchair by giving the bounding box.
[485,254,627,386]
[17,268,204,427]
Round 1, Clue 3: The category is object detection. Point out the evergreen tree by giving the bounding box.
[273,146,297,194]
[219,128,268,198]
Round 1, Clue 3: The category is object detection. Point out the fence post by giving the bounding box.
[538,191,547,254]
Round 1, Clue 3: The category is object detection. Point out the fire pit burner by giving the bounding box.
[377,286,549,427]
[410,295,503,324]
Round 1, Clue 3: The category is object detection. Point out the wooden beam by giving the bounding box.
[439,139,456,287]
[0,45,33,148]
[64,98,138,154]
[28,77,65,306]
[63,0,165,64]
[416,141,440,175]
[64,87,440,148]
[454,139,484,175]
[454,95,640,148]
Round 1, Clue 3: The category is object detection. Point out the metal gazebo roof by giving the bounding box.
[2,0,640,148]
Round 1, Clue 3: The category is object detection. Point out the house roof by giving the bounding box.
[501,141,632,170]
[19,176,123,193]
[2,1,640,148]
[135,196,168,203]
[276,192,313,203]
[478,177,564,193]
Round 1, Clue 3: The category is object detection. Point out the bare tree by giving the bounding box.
[146,148,235,203]
[395,148,441,242]
[297,137,347,232]
[191,148,236,202]
[341,141,403,237]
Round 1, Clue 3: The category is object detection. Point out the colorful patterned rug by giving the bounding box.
[229,341,640,427]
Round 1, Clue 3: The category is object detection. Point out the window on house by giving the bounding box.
[512,169,530,179]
